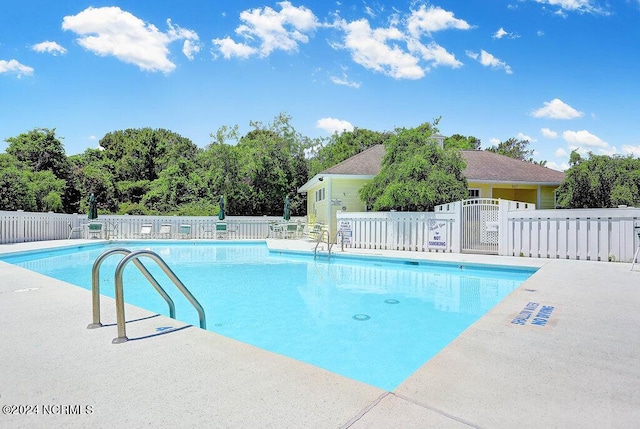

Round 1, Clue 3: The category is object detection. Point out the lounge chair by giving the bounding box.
[156,223,172,239]
[308,223,325,241]
[176,224,191,239]
[137,223,153,239]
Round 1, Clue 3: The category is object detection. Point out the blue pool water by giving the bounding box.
[1,242,535,391]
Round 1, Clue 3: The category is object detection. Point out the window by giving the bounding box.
[315,188,325,202]
[468,189,480,198]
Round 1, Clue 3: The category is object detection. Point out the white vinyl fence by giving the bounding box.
[336,207,459,253]
[4,203,640,263]
[506,208,640,262]
[0,211,303,244]
[337,200,640,263]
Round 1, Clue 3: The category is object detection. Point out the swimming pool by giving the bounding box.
[1,241,535,391]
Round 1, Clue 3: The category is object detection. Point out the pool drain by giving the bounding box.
[384,299,400,304]
[352,314,371,321]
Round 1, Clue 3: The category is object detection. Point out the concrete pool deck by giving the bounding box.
[0,239,638,428]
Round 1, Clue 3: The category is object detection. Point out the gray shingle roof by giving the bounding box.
[321,144,565,184]
[321,144,386,176]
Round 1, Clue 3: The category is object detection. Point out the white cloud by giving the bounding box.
[406,5,471,37]
[532,0,609,15]
[31,41,67,56]
[182,39,201,60]
[62,7,199,73]
[489,137,501,145]
[316,117,354,134]
[532,98,583,119]
[408,40,462,69]
[213,1,319,59]
[563,130,608,148]
[541,127,558,138]
[465,49,513,74]
[493,27,520,39]
[622,145,640,157]
[546,161,569,171]
[213,37,257,59]
[517,132,536,142]
[555,147,568,157]
[330,73,361,88]
[339,18,424,79]
[0,59,34,77]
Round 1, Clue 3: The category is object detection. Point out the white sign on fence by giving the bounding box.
[428,219,447,250]
[338,220,352,245]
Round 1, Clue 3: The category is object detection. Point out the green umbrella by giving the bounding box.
[88,193,98,220]
[218,195,226,220]
[283,196,291,221]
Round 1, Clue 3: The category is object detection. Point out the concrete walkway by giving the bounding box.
[0,239,638,428]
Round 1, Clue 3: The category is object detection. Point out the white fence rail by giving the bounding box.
[0,211,303,244]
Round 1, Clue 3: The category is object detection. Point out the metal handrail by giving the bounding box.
[88,248,176,329]
[113,249,206,344]
[314,229,333,260]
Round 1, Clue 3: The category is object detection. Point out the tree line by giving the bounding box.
[1,113,638,215]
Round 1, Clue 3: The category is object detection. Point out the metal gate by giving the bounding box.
[461,198,500,254]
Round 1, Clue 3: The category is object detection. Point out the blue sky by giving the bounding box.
[1,1,639,171]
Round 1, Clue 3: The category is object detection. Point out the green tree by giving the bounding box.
[309,128,390,177]
[5,128,70,178]
[444,134,481,150]
[0,154,36,211]
[556,151,640,208]
[4,128,73,211]
[360,122,468,211]
[27,170,66,212]
[486,137,544,164]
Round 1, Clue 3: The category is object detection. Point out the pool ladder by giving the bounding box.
[88,248,206,344]
[313,230,345,260]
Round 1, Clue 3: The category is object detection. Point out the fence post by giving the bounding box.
[498,200,510,256]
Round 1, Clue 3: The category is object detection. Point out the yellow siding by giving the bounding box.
[539,186,557,209]
[467,182,492,198]
[303,177,369,239]
[468,181,559,208]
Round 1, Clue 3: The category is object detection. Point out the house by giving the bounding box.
[298,144,565,236]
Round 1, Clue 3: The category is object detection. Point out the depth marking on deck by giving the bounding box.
[511,301,556,327]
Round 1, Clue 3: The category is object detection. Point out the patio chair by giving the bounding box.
[269,222,284,238]
[284,222,299,239]
[137,223,153,239]
[88,222,103,239]
[216,222,228,239]
[67,222,83,239]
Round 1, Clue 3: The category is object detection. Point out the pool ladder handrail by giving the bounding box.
[314,229,333,260]
[89,248,206,344]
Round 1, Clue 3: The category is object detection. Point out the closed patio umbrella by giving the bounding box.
[88,193,98,220]
[218,195,226,220]
[283,196,291,221]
